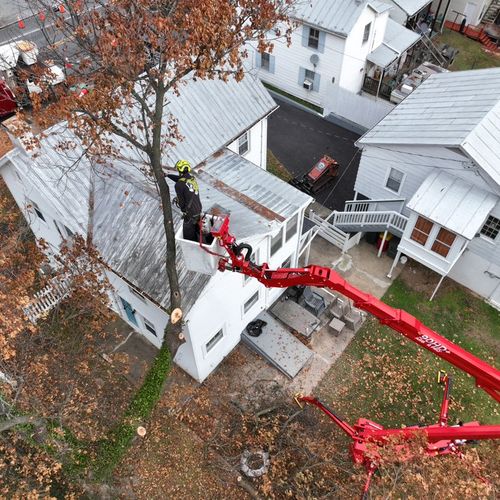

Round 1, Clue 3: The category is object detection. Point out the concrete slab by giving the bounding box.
[270,299,320,338]
[307,237,404,299]
[242,311,313,378]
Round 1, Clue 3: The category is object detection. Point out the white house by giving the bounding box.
[250,0,423,129]
[384,0,433,25]
[0,75,312,383]
[329,67,500,307]
[430,0,498,27]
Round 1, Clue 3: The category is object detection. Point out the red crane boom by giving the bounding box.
[206,216,500,492]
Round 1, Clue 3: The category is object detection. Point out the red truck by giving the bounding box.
[0,80,17,118]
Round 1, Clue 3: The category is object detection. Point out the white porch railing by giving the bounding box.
[23,276,72,323]
[309,211,359,253]
[331,210,408,235]
[343,198,406,214]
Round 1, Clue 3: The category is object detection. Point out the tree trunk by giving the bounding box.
[148,82,184,357]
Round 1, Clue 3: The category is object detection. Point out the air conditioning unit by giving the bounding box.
[303,79,313,90]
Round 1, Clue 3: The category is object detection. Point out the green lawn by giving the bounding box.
[435,29,500,71]
[318,269,500,428]
[267,149,293,182]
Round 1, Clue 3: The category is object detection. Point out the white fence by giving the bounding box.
[23,276,72,323]
[324,85,395,130]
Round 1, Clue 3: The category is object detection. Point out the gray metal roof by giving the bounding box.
[367,19,420,68]
[92,150,311,310]
[293,0,391,37]
[407,171,498,239]
[199,149,311,221]
[103,72,277,170]
[359,68,500,185]
[390,0,432,16]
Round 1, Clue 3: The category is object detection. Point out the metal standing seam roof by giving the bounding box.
[92,149,312,310]
[116,73,277,169]
[390,0,432,16]
[407,171,498,239]
[367,18,421,68]
[359,68,500,186]
[292,0,391,37]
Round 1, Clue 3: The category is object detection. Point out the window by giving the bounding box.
[411,216,433,246]
[431,228,456,258]
[244,248,260,283]
[206,329,224,353]
[129,286,147,303]
[308,27,320,49]
[244,291,259,314]
[363,22,371,44]
[270,229,283,256]
[261,52,270,71]
[281,256,292,269]
[480,215,500,241]
[286,214,299,242]
[143,318,157,337]
[305,68,315,83]
[238,131,249,155]
[385,168,404,193]
[29,200,46,222]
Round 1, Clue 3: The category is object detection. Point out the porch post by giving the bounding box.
[353,191,359,201]
[430,274,446,301]
[387,250,401,278]
[304,239,312,265]
[376,68,386,98]
[377,230,388,258]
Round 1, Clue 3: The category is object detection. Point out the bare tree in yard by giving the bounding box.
[18,0,293,355]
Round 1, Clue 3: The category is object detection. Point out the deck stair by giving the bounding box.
[483,1,500,24]
[309,199,409,252]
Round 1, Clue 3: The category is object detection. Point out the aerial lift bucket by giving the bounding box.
[175,215,227,276]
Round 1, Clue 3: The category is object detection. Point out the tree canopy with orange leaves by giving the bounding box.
[17,0,294,354]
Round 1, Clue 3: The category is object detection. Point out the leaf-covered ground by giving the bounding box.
[116,262,500,498]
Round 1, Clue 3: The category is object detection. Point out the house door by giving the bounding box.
[120,297,138,326]
[463,2,477,24]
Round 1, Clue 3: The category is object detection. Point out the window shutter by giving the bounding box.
[298,66,306,86]
[255,51,262,69]
[313,72,321,92]
[269,54,276,74]
[302,25,309,47]
[318,30,326,53]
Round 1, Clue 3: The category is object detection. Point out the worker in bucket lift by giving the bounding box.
[166,160,203,242]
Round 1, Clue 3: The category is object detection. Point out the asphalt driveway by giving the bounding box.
[268,96,361,212]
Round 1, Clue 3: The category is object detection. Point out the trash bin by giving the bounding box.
[376,232,393,253]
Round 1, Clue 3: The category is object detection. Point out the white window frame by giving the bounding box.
[480,215,500,242]
[260,52,271,71]
[204,328,224,355]
[384,167,405,194]
[243,290,260,316]
[270,228,283,256]
[129,285,147,303]
[363,22,371,44]
[28,199,46,223]
[244,248,260,284]
[238,131,250,156]
[308,27,320,49]
[143,318,157,337]
[285,213,299,242]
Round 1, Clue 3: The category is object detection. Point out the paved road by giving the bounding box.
[268,97,361,212]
